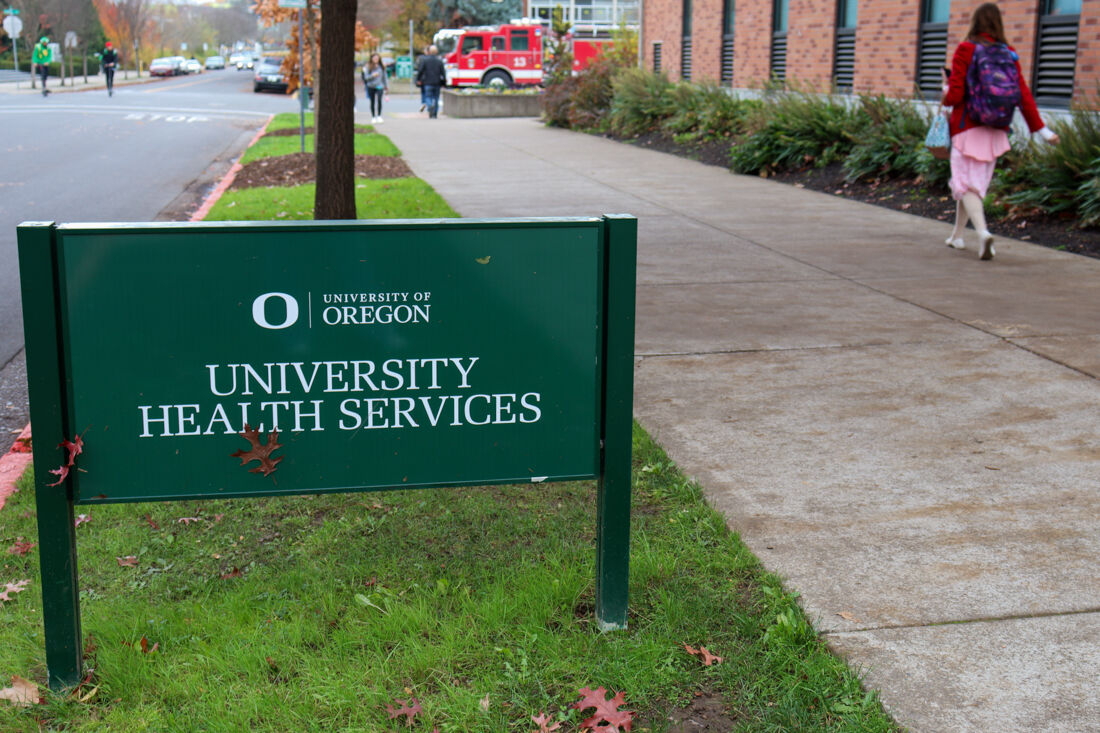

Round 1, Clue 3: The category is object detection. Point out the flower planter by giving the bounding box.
[442,89,543,118]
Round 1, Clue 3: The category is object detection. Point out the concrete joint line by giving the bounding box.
[822,607,1100,636]
[1,347,24,372]
[635,341,925,359]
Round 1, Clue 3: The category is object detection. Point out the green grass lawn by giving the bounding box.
[205,178,458,221]
[239,132,401,164]
[0,428,895,732]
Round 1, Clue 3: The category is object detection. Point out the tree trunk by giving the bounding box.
[313,0,356,220]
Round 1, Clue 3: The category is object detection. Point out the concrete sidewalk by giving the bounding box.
[379,114,1100,731]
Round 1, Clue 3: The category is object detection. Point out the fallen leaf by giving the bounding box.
[231,425,283,477]
[7,539,36,556]
[58,434,85,467]
[475,256,491,264]
[836,611,862,622]
[682,643,724,666]
[531,712,562,732]
[144,514,160,530]
[116,556,138,567]
[74,514,91,527]
[221,568,243,580]
[0,579,31,603]
[47,465,69,487]
[177,517,203,525]
[480,693,491,711]
[138,636,158,654]
[0,675,40,707]
[385,697,422,727]
[573,686,634,732]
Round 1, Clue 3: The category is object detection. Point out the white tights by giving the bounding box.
[949,191,989,240]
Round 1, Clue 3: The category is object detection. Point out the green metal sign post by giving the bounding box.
[18,216,637,690]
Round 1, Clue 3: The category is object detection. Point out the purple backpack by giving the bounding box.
[965,42,1022,129]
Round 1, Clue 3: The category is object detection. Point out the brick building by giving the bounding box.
[642,0,1095,106]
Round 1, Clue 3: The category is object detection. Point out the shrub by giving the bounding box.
[661,82,758,141]
[730,92,870,175]
[540,31,637,131]
[843,96,934,182]
[607,67,676,137]
[997,108,1100,223]
[540,74,580,127]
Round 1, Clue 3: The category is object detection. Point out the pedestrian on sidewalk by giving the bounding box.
[415,45,430,112]
[362,52,388,124]
[940,2,1059,261]
[102,42,118,97]
[416,45,446,119]
[32,37,52,96]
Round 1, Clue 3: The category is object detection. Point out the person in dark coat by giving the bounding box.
[102,42,118,96]
[416,45,446,119]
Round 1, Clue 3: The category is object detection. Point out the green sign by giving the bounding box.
[19,216,637,690]
[396,54,413,78]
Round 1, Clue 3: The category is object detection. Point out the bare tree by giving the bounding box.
[313,0,357,220]
[112,0,151,75]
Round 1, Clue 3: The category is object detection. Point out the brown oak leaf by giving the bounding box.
[7,539,36,556]
[231,425,283,477]
[531,712,562,732]
[0,675,41,707]
[123,635,158,654]
[385,697,422,727]
[573,687,634,732]
[683,643,724,666]
[0,579,30,603]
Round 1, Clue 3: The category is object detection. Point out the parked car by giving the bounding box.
[253,55,288,93]
[236,55,257,71]
[204,55,225,70]
[183,58,203,74]
[149,57,180,76]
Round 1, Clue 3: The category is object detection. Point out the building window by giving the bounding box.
[682,0,693,80]
[917,0,949,98]
[1034,0,1080,106]
[721,0,735,85]
[771,0,789,82]
[653,41,663,73]
[833,0,856,92]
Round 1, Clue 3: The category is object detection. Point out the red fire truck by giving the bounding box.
[433,22,611,87]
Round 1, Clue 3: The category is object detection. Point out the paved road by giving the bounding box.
[0,70,295,439]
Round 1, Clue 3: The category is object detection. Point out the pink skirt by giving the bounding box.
[949,126,1010,200]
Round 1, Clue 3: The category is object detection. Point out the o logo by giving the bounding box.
[252,292,299,330]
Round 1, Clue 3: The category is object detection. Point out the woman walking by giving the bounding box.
[941,2,1059,260]
[362,53,389,124]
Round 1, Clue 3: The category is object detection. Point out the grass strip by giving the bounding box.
[205,178,458,220]
[239,132,401,164]
[1,427,896,732]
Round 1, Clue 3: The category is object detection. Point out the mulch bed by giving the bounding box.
[230,153,413,190]
[613,131,1100,260]
[264,125,376,136]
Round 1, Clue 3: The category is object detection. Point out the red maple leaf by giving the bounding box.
[221,567,243,580]
[58,434,84,467]
[531,712,562,732]
[7,539,36,556]
[682,643,724,666]
[74,514,91,528]
[385,697,422,727]
[572,687,634,732]
[144,514,160,530]
[231,425,283,477]
[116,556,138,567]
[46,465,69,487]
[12,436,32,453]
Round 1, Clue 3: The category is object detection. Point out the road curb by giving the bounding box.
[189,114,274,222]
[0,424,32,512]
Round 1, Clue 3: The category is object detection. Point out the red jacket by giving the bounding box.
[941,35,1044,137]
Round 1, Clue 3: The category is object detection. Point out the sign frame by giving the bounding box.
[18,215,637,690]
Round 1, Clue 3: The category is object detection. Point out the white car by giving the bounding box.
[204,55,225,70]
[183,59,202,74]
